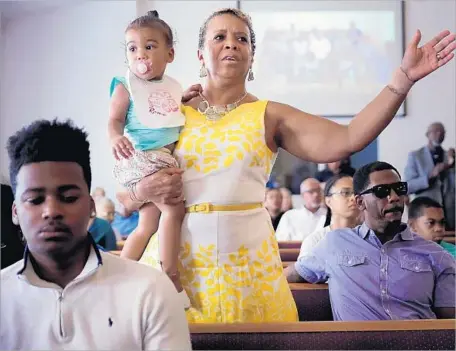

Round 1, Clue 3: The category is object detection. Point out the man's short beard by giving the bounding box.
[307,202,321,209]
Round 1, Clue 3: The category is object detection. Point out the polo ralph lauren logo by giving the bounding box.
[108,318,113,327]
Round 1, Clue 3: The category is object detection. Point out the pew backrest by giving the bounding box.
[190,319,456,350]
[278,241,301,249]
[290,283,332,321]
[278,232,455,248]
[280,248,300,261]
[443,237,455,244]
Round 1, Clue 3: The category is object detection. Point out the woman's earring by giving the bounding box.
[199,65,208,78]
[248,68,254,81]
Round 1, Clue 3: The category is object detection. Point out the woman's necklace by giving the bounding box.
[197,91,248,121]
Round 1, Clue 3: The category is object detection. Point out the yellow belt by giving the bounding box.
[186,202,263,214]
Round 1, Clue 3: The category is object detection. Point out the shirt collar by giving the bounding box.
[359,222,414,241]
[17,233,103,283]
[398,225,414,241]
[301,205,326,215]
[359,222,371,239]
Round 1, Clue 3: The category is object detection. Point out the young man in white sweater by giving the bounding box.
[1,119,191,350]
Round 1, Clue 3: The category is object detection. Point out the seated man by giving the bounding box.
[276,178,326,241]
[0,120,191,350]
[93,196,121,243]
[87,214,118,251]
[91,186,106,201]
[315,158,356,183]
[285,161,455,321]
[408,196,456,258]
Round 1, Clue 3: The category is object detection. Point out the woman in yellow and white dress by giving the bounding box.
[140,100,298,322]
[122,8,454,323]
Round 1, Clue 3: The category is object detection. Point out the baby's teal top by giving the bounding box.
[110,77,181,151]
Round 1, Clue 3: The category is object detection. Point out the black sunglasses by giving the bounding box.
[359,182,408,199]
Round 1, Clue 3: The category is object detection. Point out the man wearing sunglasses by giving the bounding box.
[287,161,455,321]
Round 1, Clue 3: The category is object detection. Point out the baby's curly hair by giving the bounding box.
[7,119,92,195]
[198,8,256,56]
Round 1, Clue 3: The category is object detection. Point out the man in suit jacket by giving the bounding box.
[404,122,455,230]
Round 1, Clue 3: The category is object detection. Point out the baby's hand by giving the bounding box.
[182,84,202,104]
[112,136,134,160]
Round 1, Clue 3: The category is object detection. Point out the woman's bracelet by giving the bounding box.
[386,84,407,96]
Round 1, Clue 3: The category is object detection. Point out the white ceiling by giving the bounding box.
[0,0,84,20]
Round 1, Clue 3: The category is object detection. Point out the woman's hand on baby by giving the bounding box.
[182,84,202,104]
[112,136,134,160]
[137,168,184,205]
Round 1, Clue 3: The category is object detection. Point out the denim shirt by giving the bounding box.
[295,223,455,321]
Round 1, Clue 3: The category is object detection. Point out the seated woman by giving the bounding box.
[296,174,361,259]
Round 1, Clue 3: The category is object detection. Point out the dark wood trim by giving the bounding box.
[279,248,300,254]
[289,283,328,290]
[190,319,456,334]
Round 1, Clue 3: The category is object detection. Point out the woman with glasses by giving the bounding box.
[297,174,361,258]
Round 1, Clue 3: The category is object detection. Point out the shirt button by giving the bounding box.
[347,260,352,265]
[381,248,386,254]
[415,265,420,271]
[381,268,386,273]
[381,289,386,294]
[385,309,390,313]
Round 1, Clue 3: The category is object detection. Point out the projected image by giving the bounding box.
[247,10,403,116]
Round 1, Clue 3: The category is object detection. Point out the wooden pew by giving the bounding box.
[278,232,456,248]
[289,283,332,321]
[190,319,455,350]
[442,237,455,244]
[110,248,300,260]
[278,241,301,249]
[112,234,455,258]
[280,248,300,262]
